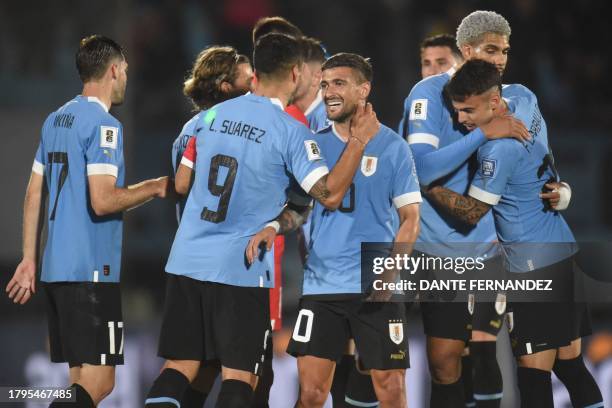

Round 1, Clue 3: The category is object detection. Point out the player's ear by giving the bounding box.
[220,81,232,93]
[460,44,472,60]
[109,63,118,80]
[291,65,300,84]
[359,81,371,99]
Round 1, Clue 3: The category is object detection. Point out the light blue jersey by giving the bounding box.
[401,69,497,258]
[33,96,125,282]
[305,92,330,133]
[165,94,329,287]
[171,111,203,221]
[468,85,576,272]
[304,124,422,296]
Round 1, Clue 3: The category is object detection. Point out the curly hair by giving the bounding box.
[183,46,249,111]
[456,11,511,48]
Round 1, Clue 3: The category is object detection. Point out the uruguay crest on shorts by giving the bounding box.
[361,155,377,177]
[388,320,404,345]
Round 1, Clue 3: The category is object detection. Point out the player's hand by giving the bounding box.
[155,176,176,199]
[540,181,571,210]
[350,102,380,145]
[246,226,277,265]
[365,268,398,302]
[480,114,530,142]
[6,258,36,304]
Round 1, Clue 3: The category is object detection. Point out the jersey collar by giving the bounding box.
[331,122,348,143]
[86,96,110,112]
[304,90,323,116]
[445,66,457,77]
[269,98,284,110]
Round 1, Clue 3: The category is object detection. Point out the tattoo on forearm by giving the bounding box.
[426,186,490,226]
[309,176,331,202]
[277,210,298,234]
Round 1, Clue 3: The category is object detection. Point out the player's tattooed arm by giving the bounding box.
[309,176,331,203]
[425,185,491,226]
[276,202,311,234]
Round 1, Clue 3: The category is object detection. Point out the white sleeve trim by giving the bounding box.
[468,184,501,205]
[180,156,194,169]
[32,160,45,175]
[300,166,330,193]
[407,133,439,148]
[393,191,423,208]
[87,163,118,178]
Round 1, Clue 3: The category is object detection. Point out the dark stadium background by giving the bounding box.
[1,1,611,407]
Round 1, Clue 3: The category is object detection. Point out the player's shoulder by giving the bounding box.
[502,83,537,102]
[182,110,205,134]
[407,70,450,100]
[378,124,407,146]
[480,137,523,158]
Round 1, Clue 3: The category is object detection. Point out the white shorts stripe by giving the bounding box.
[118,321,124,355]
[526,342,533,354]
[407,133,440,148]
[32,160,45,175]
[100,353,106,365]
[300,166,330,194]
[180,156,194,169]
[87,163,118,177]
[468,184,501,205]
[393,191,422,208]
[108,321,115,354]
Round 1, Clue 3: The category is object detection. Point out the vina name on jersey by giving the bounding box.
[33,96,124,282]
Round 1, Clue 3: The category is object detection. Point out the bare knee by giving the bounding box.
[299,383,329,408]
[78,365,115,404]
[371,370,406,406]
[427,342,463,383]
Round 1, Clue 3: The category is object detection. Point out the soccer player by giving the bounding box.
[262,52,420,408]
[172,47,253,211]
[420,33,463,79]
[5,35,171,407]
[425,58,603,408]
[144,33,378,408]
[398,11,537,408]
[294,36,327,133]
[170,46,254,408]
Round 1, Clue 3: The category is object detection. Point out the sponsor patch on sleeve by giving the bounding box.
[304,140,322,161]
[100,126,118,149]
[409,98,428,121]
[481,158,497,178]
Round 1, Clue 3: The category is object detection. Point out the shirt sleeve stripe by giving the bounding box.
[87,163,118,178]
[32,160,44,175]
[300,166,330,193]
[407,133,440,148]
[393,191,423,208]
[468,185,501,205]
[180,156,194,169]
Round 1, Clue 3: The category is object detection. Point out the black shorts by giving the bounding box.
[158,274,271,376]
[286,297,409,370]
[43,282,123,367]
[419,254,505,341]
[471,293,507,336]
[508,257,593,356]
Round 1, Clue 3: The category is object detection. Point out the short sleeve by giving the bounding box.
[283,125,329,194]
[85,121,123,177]
[468,141,518,205]
[404,83,443,149]
[391,142,422,208]
[180,136,197,169]
[32,142,45,175]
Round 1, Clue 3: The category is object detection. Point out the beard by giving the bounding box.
[328,103,357,124]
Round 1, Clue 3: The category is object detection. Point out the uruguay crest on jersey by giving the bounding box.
[361,155,378,177]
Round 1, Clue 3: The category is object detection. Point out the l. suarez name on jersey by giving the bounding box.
[208,119,266,144]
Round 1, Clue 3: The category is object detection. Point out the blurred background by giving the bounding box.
[1,0,611,406]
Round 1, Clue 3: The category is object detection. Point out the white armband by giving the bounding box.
[265,221,280,233]
[554,182,572,211]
